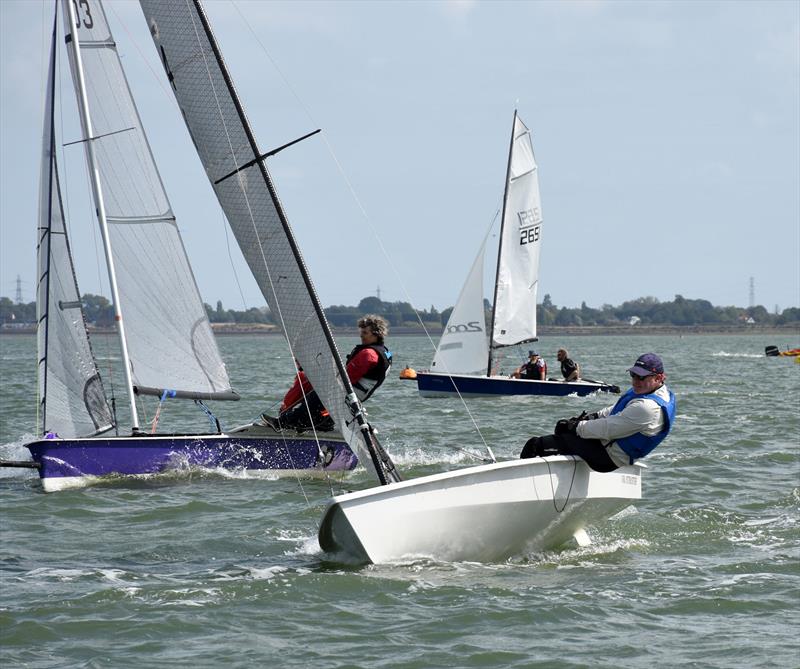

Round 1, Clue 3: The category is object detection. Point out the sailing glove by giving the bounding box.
[555,411,595,435]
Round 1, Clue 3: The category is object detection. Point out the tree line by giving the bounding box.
[0,293,800,328]
[1,293,798,329]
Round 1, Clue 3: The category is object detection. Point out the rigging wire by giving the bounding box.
[35,0,47,436]
[220,208,249,313]
[228,0,498,465]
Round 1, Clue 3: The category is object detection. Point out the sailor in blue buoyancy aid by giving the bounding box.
[520,353,675,471]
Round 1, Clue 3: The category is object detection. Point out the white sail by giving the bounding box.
[491,114,542,348]
[139,0,396,483]
[37,11,113,438]
[431,241,488,375]
[63,0,234,400]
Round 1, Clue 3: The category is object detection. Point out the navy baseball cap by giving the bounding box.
[528,350,538,356]
[628,353,664,376]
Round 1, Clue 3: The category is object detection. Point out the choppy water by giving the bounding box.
[1,332,798,668]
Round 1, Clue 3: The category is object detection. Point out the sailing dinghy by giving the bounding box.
[20,0,361,491]
[408,112,619,399]
[319,457,643,563]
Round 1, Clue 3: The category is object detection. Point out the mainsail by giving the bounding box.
[490,113,542,351]
[62,0,234,401]
[431,241,489,375]
[430,112,542,378]
[139,0,397,484]
[37,9,113,438]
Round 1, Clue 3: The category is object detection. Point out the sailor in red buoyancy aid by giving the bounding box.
[261,315,392,432]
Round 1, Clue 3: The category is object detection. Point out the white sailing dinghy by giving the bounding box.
[17,0,361,492]
[408,112,619,399]
[319,457,643,563]
[318,117,639,563]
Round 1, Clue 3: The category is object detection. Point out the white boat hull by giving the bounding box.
[318,456,643,563]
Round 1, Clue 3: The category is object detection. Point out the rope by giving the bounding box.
[543,456,578,514]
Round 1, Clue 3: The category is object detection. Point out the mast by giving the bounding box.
[38,7,59,435]
[63,0,139,430]
[486,109,518,377]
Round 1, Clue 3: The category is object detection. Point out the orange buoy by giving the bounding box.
[399,366,417,380]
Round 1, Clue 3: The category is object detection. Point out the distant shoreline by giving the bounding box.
[2,324,798,337]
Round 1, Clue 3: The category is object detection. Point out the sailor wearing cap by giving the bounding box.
[510,350,547,380]
[520,353,676,471]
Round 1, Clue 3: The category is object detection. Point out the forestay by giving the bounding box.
[138,0,393,482]
[491,114,542,349]
[63,0,232,400]
[38,10,113,439]
[431,241,489,375]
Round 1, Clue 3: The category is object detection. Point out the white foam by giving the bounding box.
[26,567,91,581]
[712,351,762,358]
[248,565,288,580]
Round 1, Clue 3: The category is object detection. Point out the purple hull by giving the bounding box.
[25,430,357,491]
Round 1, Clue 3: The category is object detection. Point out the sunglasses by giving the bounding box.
[629,371,655,380]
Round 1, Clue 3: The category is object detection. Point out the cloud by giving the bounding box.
[683,160,735,184]
[757,22,800,73]
[440,0,478,21]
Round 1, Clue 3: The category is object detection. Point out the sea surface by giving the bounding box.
[1,332,798,668]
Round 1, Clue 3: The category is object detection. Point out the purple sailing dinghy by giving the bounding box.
[15,0,400,491]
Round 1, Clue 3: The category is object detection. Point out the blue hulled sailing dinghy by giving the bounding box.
[407,112,619,399]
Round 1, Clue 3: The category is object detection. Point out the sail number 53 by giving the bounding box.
[72,0,94,29]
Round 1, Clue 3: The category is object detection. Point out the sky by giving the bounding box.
[1,0,798,314]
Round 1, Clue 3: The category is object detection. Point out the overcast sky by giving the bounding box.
[1,0,798,314]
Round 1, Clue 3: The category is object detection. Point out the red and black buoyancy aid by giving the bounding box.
[522,359,547,379]
[346,343,393,401]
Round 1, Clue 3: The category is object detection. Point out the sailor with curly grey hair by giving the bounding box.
[260,314,392,432]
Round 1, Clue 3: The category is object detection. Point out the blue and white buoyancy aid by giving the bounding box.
[346,343,392,401]
[610,387,676,464]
